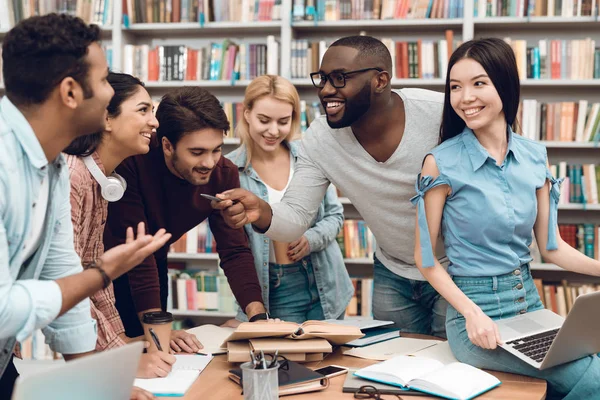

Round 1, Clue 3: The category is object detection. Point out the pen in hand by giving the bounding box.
[149,328,163,352]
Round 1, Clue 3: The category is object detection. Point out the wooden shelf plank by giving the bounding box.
[292,18,463,31]
[123,21,281,35]
[145,80,253,89]
[167,252,219,261]
[168,309,236,318]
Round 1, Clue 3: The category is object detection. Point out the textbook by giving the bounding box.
[354,356,501,400]
[186,324,234,355]
[221,320,364,346]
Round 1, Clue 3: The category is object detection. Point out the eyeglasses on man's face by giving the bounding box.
[310,67,384,89]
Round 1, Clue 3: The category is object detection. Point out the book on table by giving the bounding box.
[221,320,364,346]
[354,355,501,400]
[186,324,234,355]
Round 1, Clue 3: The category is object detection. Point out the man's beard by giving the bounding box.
[326,83,371,129]
[171,152,213,185]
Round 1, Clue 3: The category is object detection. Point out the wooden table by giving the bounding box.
[169,334,547,399]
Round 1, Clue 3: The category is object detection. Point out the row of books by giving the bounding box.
[292,0,464,20]
[337,220,376,260]
[537,280,600,317]
[169,220,217,254]
[123,38,279,83]
[166,269,237,313]
[474,0,598,17]
[346,277,374,317]
[123,0,281,25]
[291,31,457,80]
[558,224,600,257]
[517,100,600,143]
[504,38,600,81]
[548,165,600,205]
[0,0,113,28]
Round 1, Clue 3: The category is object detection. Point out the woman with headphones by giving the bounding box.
[63,73,200,391]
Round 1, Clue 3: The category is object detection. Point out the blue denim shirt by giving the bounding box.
[0,97,97,367]
[412,127,561,276]
[226,141,353,320]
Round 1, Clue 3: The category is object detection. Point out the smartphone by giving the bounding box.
[314,365,349,378]
[200,193,222,202]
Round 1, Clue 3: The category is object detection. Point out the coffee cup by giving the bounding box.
[142,311,173,353]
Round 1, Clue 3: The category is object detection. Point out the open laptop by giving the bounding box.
[497,291,600,370]
[12,341,143,400]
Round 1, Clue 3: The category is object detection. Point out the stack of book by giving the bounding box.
[325,319,400,347]
[222,321,363,363]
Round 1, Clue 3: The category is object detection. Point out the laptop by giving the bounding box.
[12,341,143,400]
[497,291,600,370]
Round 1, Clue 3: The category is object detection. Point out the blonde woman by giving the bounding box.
[226,75,353,323]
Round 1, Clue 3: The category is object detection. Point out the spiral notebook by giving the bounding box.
[133,354,213,397]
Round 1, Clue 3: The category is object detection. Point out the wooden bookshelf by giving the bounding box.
[291,18,463,31]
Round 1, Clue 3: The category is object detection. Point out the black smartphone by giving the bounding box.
[314,365,349,378]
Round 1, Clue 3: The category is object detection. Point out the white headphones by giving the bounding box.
[83,156,127,202]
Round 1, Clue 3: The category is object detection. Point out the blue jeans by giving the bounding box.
[372,255,447,338]
[447,264,600,399]
[268,258,326,323]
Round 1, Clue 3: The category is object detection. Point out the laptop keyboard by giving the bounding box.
[505,329,560,363]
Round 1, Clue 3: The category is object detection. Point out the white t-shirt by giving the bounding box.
[22,173,50,261]
[264,155,294,263]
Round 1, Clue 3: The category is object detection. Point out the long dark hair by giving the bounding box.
[63,72,145,156]
[439,38,520,143]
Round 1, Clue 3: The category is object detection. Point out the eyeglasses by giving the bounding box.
[354,385,404,399]
[310,68,383,89]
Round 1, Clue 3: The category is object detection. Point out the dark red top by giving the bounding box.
[104,145,262,337]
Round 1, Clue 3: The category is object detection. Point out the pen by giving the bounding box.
[261,350,267,370]
[149,328,163,352]
[268,350,279,368]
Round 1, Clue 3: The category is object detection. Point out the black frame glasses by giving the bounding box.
[354,385,404,399]
[310,67,384,89]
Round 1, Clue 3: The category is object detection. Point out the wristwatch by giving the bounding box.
[249,312,270,322]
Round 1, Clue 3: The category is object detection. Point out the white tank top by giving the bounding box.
[264,155,294,262]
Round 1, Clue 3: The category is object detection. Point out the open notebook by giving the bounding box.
[355,356,501,400]
[222,320,363,346]
[133,354,212,397]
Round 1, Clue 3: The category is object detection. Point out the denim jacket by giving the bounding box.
[0,97,97,375]
[226,141,353,321]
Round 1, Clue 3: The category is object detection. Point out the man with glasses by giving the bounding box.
[212,36,449,338]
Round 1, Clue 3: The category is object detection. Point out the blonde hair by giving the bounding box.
[235,75,301,169]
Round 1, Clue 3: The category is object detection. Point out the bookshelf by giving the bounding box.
[1,0,598,321]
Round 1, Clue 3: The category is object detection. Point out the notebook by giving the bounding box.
[355,356,501,400]
[133,354,213,397]
[228,359,329,396]
[222,320,363,346]
[186,324,234,355]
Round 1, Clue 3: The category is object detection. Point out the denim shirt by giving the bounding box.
[226,141,353,320]
[0,97,97,373]
[412,127,561,277]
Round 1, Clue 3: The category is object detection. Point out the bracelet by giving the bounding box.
[86,259,111,289]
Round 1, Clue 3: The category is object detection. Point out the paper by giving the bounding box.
[186,324,234,355]
[133,354,212,396]
[343,337,439,360]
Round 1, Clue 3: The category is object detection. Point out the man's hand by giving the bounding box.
[170,330,203,353]
[131,386,155,400]
[211,189,270,230]
[101,222,171,280]
[136,351,176,378]
[288,236,311,262]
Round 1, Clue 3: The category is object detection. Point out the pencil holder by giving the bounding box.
[240,361,279,400]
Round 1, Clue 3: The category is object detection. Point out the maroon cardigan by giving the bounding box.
[104,145,262,337]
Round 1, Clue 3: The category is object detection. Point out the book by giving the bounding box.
[222,320,364,346]
[343,337,440,361]
[228,359,329,396]
[355,356,501,400]
[133,354,212,396]
[323,318,394,331]
[186,324,234,355]
[345,327,400,347]
[226,340,327,363]
[343,369,421,396]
